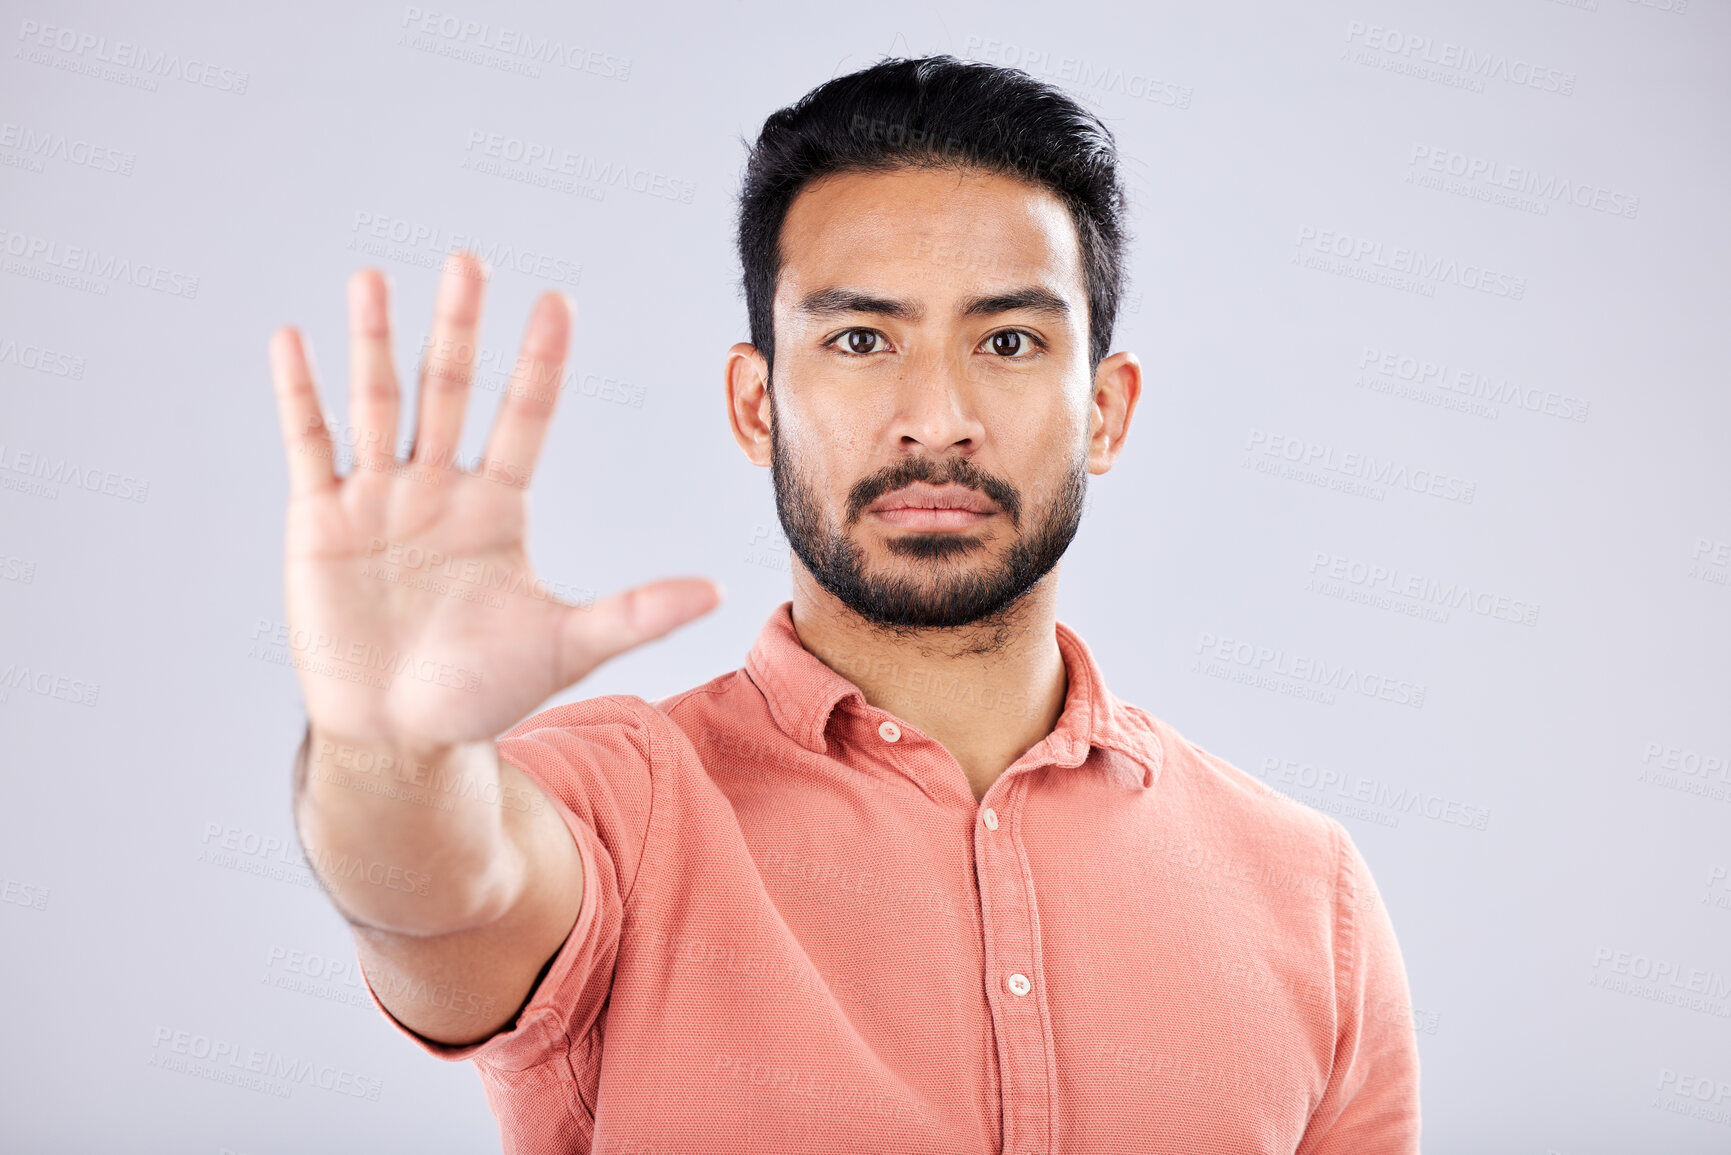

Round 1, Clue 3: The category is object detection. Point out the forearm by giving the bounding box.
[292,724,528,937]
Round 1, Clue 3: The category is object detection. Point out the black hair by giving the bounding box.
[736,54,1129,378]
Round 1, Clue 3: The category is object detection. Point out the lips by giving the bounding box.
[867,483,998,515]
[866,482,999,531]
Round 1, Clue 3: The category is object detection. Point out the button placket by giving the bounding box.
[973,778,1052,1155]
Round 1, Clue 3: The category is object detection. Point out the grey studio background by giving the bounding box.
[1,0,1726,1151]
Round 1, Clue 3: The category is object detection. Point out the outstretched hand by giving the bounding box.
[267,252,721,749]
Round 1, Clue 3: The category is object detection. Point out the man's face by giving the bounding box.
[764,165,1096,631]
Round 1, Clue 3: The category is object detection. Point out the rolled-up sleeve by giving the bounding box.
[357,695,662,1076]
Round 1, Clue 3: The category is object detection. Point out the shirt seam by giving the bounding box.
[1331,818,1356,1080]
[617,696,671,910]
[659,681,733,709]
[556,696,671,1131]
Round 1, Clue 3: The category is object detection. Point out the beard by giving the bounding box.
[769,403,1088,632]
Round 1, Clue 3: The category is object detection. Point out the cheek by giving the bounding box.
[775,411,856,503]
[1013,421,1090,504]
[784,392,877,464]
[992,394,1085,461]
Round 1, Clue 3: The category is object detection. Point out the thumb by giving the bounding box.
[553,577,724,688]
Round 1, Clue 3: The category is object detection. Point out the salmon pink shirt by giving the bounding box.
[362,600,1421,1153]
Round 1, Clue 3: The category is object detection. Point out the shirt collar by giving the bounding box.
[743,600,1161,788]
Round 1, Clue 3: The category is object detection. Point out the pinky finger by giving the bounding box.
[269,327,340,498]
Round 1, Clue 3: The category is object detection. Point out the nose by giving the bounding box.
[889,352,986,456]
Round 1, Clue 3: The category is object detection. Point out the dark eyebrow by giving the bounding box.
[797,288,924,321]
[797,285,1071,324]
[960,287,1071,320]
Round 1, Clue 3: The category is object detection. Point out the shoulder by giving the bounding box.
[497,663,768,775]
[1126,703,1346,875]
[495,694,681,834]
[503,692,675,742]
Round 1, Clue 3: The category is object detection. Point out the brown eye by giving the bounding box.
[990,331,1024,357]
[844,330,881,354]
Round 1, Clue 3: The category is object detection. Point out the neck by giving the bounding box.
[787,563,1069,803]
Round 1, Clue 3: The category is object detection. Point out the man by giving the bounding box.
[270,55,1419,1154]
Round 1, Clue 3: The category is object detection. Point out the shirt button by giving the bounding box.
[878,719,901,743]
[1007,972,1031,997]
[982,807,999,831]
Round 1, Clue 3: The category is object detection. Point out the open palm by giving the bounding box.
[268,252,720,750]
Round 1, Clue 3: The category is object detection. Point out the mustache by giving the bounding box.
[845,456,1022,528]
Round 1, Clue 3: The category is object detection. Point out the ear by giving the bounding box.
[725,342,773,467]
[1086,351,1142,475]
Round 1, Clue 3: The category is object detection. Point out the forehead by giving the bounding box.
[774,166,1085,313]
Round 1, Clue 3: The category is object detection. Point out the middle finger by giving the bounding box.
[409,250,486,472]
